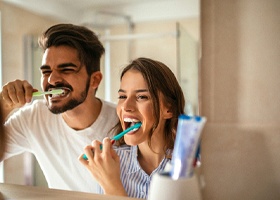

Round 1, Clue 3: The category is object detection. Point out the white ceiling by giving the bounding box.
[3,0,199,26]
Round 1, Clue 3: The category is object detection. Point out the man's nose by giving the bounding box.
[47,71,62,85]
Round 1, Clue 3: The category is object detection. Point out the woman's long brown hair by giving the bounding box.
[115,57,185,157]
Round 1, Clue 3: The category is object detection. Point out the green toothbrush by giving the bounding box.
[32,89,64,97]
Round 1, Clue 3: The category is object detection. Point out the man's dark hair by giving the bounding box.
[38,23,105,75]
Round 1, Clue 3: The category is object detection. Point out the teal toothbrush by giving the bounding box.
[82,122,142,160]
[32,89,64,97]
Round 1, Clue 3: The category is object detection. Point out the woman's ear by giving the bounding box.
[90,71,102,89]
[162,105,173,119]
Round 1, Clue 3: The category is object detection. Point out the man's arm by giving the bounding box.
[0,102,5,160]
[1,80,35,120]
[0,93,16,120]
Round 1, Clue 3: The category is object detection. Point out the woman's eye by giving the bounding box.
[137,95,149,100]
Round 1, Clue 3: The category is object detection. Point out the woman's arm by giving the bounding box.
[79,137,127,196]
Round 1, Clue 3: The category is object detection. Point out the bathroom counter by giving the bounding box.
[0,183,139,200]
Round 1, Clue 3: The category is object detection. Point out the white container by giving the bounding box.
[148,172,202,200]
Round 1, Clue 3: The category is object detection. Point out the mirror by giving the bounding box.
[1,0,200,188]
[0,11,4,182]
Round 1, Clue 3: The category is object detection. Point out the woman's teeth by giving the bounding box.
[124,118,141,128]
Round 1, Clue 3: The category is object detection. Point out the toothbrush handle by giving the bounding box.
[32,92,43,96]
[82,140,115,160]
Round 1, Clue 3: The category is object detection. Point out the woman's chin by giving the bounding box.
[124,139,138,146]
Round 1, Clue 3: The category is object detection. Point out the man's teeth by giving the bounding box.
[52,93,63,97]
[49,88,68,97]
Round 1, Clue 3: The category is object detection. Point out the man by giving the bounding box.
[0,106,5,160]
[0,24,119,193]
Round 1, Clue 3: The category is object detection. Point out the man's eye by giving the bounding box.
[41,70,51,75]
[118,95,126,99]
[62,68,75,72]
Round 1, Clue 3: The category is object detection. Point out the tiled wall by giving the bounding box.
[200,0,280,199]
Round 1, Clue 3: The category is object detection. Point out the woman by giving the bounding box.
[79,57,185,199]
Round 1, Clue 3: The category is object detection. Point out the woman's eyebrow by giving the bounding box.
[118,89,148,93]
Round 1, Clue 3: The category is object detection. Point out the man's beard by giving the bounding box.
[48,78,90,114]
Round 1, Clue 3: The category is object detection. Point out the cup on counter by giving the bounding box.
[148,172,202,200]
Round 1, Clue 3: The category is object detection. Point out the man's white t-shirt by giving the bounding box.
[4,99,119,193]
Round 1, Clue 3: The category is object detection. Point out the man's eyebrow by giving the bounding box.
[40,65,50,70]
[40,63,78,70]
[57,63,79,69]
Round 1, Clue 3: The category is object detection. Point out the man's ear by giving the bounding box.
[90,71,102,89]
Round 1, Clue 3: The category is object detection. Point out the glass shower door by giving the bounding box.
[177,23,199,115]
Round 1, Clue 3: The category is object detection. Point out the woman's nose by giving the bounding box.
[122,98,135,112]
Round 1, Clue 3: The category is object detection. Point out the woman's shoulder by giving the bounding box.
[113,145,138,161]
[113,144,132,151]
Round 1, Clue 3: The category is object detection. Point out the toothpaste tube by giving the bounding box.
[170,114,206,180]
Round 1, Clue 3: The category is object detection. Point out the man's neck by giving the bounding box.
[61,98,102,130]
